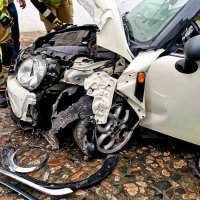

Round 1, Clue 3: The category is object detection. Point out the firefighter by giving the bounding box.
[7,0,26,59]
[31,0,73,32]
[0,0,13,108]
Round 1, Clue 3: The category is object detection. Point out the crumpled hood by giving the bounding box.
[78,0,134,62]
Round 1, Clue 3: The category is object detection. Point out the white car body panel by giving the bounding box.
[78,0,134,62]
[7,76,36,123]
[117,49,164,119]
[140,55,200,145]
[84,71,117,124]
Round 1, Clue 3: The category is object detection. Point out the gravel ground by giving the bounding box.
[0,32,200,200]
[20,32,46,49]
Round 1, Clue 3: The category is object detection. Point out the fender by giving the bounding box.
[51,85,81,117]
[44,85,93,149]
[117,49,165,119]
[50,94,93,136]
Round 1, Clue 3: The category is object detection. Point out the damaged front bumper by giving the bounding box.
[6,76,37,128]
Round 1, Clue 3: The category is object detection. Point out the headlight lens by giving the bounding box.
[17,55,47,91]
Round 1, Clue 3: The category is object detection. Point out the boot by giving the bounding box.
[0,91,8,108]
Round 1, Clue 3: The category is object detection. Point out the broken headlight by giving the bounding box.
[17,55,47,91]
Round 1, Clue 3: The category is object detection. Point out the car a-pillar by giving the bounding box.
[175,35,200,74]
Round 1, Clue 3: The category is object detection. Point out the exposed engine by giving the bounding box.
[8,25,126,131]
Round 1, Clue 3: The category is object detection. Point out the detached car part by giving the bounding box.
[2,146,49,173]
[1,147,118,190]
[20,154,118,189]
[0,178,37,200]
[1,148,73,196]
[0,169,73,196]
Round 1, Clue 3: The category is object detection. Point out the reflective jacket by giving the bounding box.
[0,0,8,19]
[0,0,3,19]
[0,0,2,10]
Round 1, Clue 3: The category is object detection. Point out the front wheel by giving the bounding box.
[73,117,96,157]
[73,103,139,156]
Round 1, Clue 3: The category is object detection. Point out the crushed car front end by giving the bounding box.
[6,23,123,131]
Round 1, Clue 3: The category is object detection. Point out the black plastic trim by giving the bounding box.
[175,59,198,74]
[10,108,21,126]
[0,178,37,200]
[10,108,33,131]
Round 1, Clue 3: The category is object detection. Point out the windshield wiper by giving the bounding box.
[122,13,133,45]
[123,13,133,35]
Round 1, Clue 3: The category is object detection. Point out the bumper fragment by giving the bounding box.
[0,169,73,196]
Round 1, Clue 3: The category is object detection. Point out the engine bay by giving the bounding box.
[8,25,128,132]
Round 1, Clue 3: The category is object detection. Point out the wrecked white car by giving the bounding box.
[6,0,200,156]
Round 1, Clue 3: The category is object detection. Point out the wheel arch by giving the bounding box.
[49,88,94,136]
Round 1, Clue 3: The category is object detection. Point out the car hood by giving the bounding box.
[78,0,134,62]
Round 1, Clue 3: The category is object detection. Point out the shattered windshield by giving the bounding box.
[126,0,189,42]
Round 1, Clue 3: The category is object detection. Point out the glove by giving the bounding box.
[52,18,63,31]
[19,0,26,9]
[0,11,14,29]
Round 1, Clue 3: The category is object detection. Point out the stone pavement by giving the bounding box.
[1,107,200,200]
[0,32,199,200]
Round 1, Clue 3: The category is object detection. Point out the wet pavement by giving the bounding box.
[0,32,200,199]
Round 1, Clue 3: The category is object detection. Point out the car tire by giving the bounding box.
[73,117,96,157]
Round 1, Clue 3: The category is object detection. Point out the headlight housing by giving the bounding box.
[17,55,47,91]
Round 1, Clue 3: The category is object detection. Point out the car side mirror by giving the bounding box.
[183,35,200,73]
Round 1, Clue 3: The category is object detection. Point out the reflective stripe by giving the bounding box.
[0,0,3,10]
[3,73,8,79]
[43,9,51,17]
[0,77,5,85]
